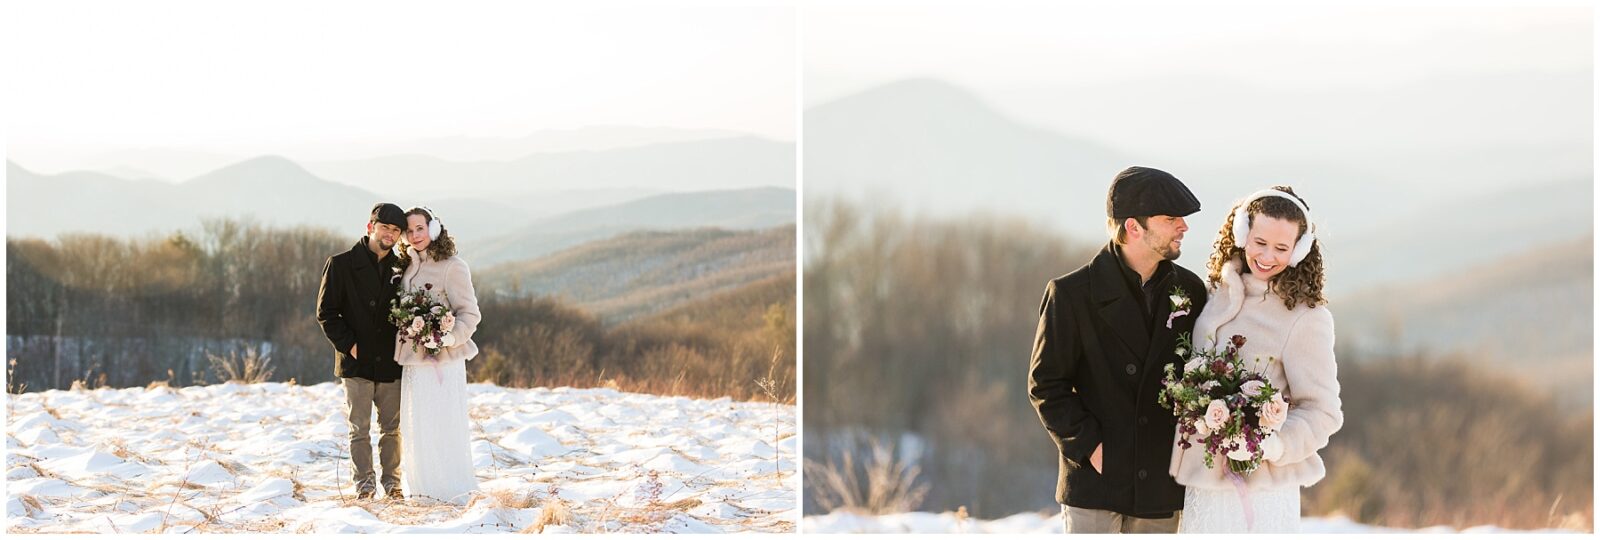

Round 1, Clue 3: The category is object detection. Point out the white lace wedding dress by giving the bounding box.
[399,358,478,503]
[1179,485,1300,533]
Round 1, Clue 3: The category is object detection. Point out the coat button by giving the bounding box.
[369,300,376,307]
[1139,416,1149,426]
[1138,469,1148,480]
[1125,363,1137,375]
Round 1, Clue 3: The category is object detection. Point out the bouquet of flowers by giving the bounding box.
[1158,333,1289,475]
[388,282,457,356]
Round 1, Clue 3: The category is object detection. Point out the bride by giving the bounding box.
[1169,187,1343,533]
[393,206,481,503]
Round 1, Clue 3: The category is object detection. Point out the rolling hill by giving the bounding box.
[1335,235,1593,405]
[473,187,795,266]
[306,135,795,199]
[476,225,796,323]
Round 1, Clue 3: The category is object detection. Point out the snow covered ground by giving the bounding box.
[7,381,797,533]
[802,510,1586,534]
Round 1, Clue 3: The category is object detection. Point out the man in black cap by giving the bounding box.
[316,203,408,499]
[1028,166,1209,532]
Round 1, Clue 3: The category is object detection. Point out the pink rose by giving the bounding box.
[440,313,456,334]
[1203,399,1230,431]
[1259,393,1289,430]
[1241,380,1265,398]
[410,316,426,334]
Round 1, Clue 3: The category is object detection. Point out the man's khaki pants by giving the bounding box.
[1063,505,1180,534]
[343,377,402,493]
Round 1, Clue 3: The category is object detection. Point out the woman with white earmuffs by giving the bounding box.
[392,206,482,504]
[1169,186,1344,533]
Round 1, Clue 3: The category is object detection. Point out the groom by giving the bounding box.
[1029,167,1208,533]
[316,203,408,500]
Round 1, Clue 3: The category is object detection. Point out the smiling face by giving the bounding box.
[368,221,402,251]
[1136,215,1189,261]
[405,213,432,253]
[1242,214,1301,280]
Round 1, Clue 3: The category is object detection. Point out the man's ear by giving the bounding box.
[1124,217,1143,239]
[366,221,374,235]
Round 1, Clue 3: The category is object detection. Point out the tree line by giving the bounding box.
[6,220,795,402]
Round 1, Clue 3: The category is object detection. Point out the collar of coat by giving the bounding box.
[1103,241,1174,303]
[1090,242,1179,360]
[351,236,396,270]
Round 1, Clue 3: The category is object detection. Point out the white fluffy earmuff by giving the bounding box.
[1232,189,1317,267]
[421,206,442,241]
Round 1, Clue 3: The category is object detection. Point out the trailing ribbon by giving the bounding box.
[1166,309,1189,329]
[1224,467,1255,531]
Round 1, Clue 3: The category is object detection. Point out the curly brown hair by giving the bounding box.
[396,207,457,270]
[1206,186,1327,310]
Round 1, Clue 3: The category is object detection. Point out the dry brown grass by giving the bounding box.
[804,435,929,515]
[14,495,45,519]
[206,348,274,384]
[523,497,574,533]
[486,488,536,510]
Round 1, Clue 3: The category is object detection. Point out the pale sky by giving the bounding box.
[805,2,1591,101]
[804,2,1593,165]
[7,0,797,161]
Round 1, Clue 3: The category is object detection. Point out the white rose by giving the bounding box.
[1184,357,1205,373]
[1241,380,1266,398]
[431,305,443,315]
[441,333,456,347]
[1259,393,1289,430]
[424,338,439,349]
[1193,419,1212,437]
[1260,433,1285,462]
[1203,399,1230,430]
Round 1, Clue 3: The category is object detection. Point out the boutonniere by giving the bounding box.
[1166,286,1193,329]
[391,265,403,284]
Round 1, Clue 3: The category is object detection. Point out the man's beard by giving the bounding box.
[377,236,397,250]
[1149,236,1181,261]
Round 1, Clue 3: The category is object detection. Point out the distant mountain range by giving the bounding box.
[1336,235,1593,405]
[305,135,794,200]
[7,157,379,238]
[472,188,796,266]
[476,226,796,323]
[804,77,1593,295]
[1328,177,1592,292]
[805,78,1133,241]
[7,156,797,270]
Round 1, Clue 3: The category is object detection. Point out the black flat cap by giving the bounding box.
[370,203,406,229]
[1106,166,1201,219]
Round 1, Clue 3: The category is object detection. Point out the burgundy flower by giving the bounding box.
[1230,335,1247,349]
[424,282,434,290]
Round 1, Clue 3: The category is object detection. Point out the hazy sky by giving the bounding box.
[8,1,797,162]
[805,2,1593,166]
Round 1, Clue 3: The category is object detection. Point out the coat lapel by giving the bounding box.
[1142,275,1179,379]
[348,241,383,308]
[1089,247,1150,361]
